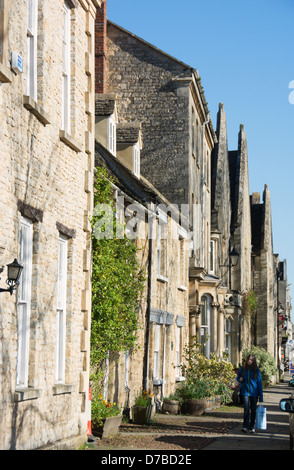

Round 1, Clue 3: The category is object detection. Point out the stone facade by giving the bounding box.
[95,5,289,380]
[94,95,190,408]
[99,18,218,367]
[251,187,277,359]
[210,104,253,366]
[0,0,99,450]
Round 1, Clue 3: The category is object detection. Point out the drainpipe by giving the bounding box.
[143,197,157,391]
[162,324,166,398]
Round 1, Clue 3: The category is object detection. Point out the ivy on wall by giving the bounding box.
[242,289,258,318]
[90,167,145,392]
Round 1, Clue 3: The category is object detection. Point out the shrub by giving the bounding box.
[242,346,276,387]
[134,389,153,407]
[91,394,121,427]
[175,379,215,401]
[181,337,236,389]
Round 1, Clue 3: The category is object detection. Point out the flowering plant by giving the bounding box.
[134,389,153,407]
[91,394,121,427]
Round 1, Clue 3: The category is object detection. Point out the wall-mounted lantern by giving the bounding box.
[220,244,240,290]
[0,259,23,295]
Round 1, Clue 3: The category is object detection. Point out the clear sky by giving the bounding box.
[107,0,294,318]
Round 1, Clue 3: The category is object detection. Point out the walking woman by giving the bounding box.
[237,354,263,433]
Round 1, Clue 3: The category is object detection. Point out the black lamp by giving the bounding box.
[229,246,239,267]
[0,259,23,295]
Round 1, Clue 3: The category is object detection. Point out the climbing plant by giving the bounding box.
[90,166,145,392]
[242,289,258,318]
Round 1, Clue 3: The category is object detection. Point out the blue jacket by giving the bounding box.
[237,366,263,402]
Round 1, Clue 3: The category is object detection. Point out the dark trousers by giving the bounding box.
[242,395,258,430]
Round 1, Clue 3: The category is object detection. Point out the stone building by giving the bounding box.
[277,259,292,367]
[94,93,190,409]
[251,186,277,360]
[95,9,223,367]
[0,0,99,450]
[93,1,286,391]
[210,104,253,366]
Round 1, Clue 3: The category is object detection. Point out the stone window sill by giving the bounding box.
[23,95,50,126]
[52,384,75,395]
[0,63,13,83]
[153,378,165,386]
[177,285,187,292]
[157,274,168,283]
[176,376,186,383]
[59,130,82,153]
[14,387,41,402]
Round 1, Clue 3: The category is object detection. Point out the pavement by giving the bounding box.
[87,372,294,452]
[202,371,293,450]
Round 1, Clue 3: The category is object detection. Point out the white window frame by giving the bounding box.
[177,227,187,290]
[157,212,168,282]
[61,2,71,133]
[209,239,216,274]
[175,326,181,378]
[108,116,116,155]
[16,217,33,388]
[55,235,68,384]
[225,318,232,362]
[153,323,161,381]
[133,144,140,177]
[200,295,211,358]
[26,0,38,102]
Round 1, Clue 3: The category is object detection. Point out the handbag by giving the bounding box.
[256,405,267,430]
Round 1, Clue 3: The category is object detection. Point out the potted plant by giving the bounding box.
[132,389,154,424]
[176,380,213,416]
[91,394,122,438]
[162,393,180,414]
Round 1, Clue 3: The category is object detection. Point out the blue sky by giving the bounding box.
[107,0,294,316]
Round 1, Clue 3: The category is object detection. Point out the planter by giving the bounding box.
[162,400,180,415]
[92,415,122,439]
[205,396,214,410]
[132,405,154,424]
[182,399,207,416]
[214,395,222,408]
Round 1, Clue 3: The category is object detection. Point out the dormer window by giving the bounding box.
[133,144,140,177]
[108,115,116,156]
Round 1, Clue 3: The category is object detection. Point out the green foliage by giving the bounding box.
[179,337,236,404]
[175,379,215,401]
[91,394,121,427]
[242,345,276,387]
[134,389,153,407]
[90,167,145,392]
[181,337,236,386]
[242,290,258,317]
